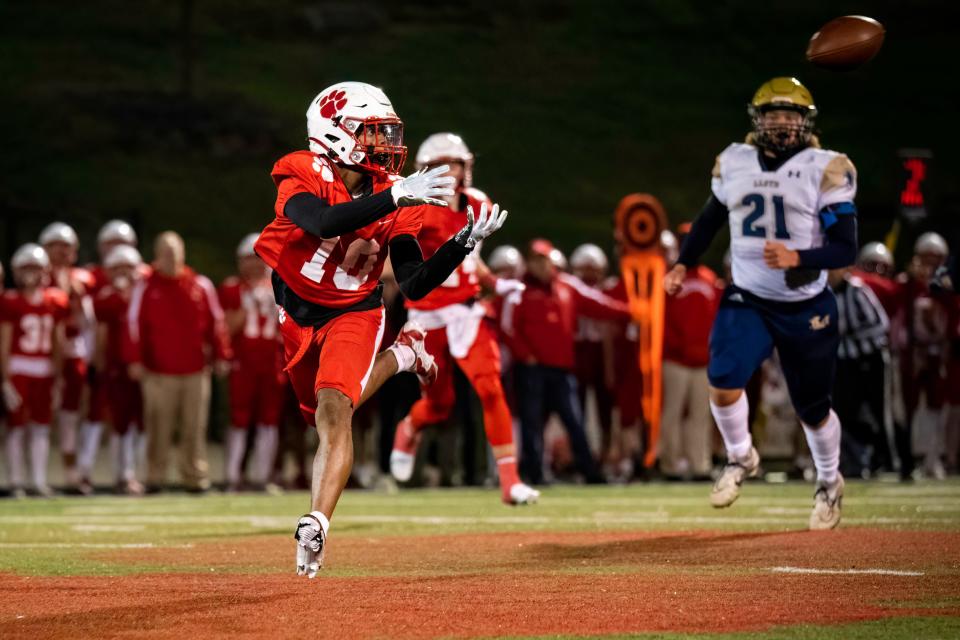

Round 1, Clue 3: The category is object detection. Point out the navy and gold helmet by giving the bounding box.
[748,77,817,153]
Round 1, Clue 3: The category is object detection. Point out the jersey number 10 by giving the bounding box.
[741,193,790,240]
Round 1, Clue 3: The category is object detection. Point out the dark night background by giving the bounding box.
[1,0,957,282]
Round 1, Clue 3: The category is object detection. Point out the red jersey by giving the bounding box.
[663,265,721,368]
[93,286,131,372]
[218,276,281,370]
[256,151,422,308]
[406,188,492,311]
[1,288,69,377]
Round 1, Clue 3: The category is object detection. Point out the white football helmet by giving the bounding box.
[660,230,679,265]
[914,232,948,257]
[487,245,523,275]
[103,245,143,269]
[12,243,50,270]
[858,242,893,267]
[39,222,78,247]
[306,82,407,175]
[549,248,568,271]
[98,220,138,247]
[236,233,259,258]
[416,132,474,188]
[570,244,608,271]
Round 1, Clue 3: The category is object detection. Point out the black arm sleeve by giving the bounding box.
[285,190,396,239]
[677,195,729,268]
[389,234,472,301]
[796,215,858,269]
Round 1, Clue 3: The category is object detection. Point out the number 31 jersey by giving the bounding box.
[255,151,423,308]
[712,143,856,302]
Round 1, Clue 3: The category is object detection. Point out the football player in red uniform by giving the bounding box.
[1,244,69,497]
[39,222,98,494]
[93,245,147,494]
[389,133,538,505]
[88,220,142,294]
[219,233,286,492]
[255,82,508,577]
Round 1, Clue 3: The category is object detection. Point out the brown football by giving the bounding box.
[806,15,885,70]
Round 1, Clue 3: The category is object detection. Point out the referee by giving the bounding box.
[829,267,896,477]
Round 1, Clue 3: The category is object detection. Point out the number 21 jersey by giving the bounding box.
[712,143,856,301]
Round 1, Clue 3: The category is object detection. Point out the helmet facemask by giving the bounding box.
[750,104,816,154]
[351,118,407,175]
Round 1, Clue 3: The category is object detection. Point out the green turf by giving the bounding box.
[2,479,959,577]
[2,480,958,638]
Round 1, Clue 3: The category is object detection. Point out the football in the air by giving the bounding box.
[806,15,885,70]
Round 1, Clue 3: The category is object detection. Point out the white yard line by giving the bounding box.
[770,566,924,577]
[2,513,958,527]
[0,543,193,549]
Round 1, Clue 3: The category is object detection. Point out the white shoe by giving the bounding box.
[809,474,844,530]
[294,514,326,578]
[390,416,421,483]
[506,482,540,505]
[710,447,760,508]
[392,322,438,385]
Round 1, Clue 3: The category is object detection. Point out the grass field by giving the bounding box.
[2,480,959,639]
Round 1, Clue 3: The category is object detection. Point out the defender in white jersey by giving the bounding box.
[665,77,858,530]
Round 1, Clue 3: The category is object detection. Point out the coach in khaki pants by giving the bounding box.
[126,232,232,492]
[659,228,721,478]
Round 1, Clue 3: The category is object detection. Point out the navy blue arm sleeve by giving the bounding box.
[284,190,396,239]
[389,234,472,301]
[796,206,858,269]
[677,195,729,268]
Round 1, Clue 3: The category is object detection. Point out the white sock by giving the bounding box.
[710,394,752,460]
[226,428,247,485]
[110,434,123,483]
[29,424,51,490]
[122,429,138,481]
[387,344,415,372]
[5,429,26,487]
[78,422,103,476]
[309,510,330,537]
[253,425,279,485]
[802,410,841,485]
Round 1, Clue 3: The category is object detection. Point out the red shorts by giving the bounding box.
[7,375,54,427]
[61,357,87,412]
[418,320,502,415]
[281,307,386,425]
[229,364,285,428]
[105,370,142,434]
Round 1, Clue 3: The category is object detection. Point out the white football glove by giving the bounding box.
[494,278,525,296]
[2,380,22,412]
[391,165,456,207]
[454,202,508,250]
[294,513,326,578]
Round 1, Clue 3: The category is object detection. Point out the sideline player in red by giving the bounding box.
[219,233,285,492]
[255,82,508,577]
[93,245,147,495]
[388,133,538,505]
[39,222,98,493]
[88,220,142,294]
[1,244,69,497]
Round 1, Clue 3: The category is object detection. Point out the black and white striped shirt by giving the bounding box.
[833,274,890,359]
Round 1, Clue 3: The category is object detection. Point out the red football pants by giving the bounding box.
[281,307,386,426]
[409,320,513,449]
